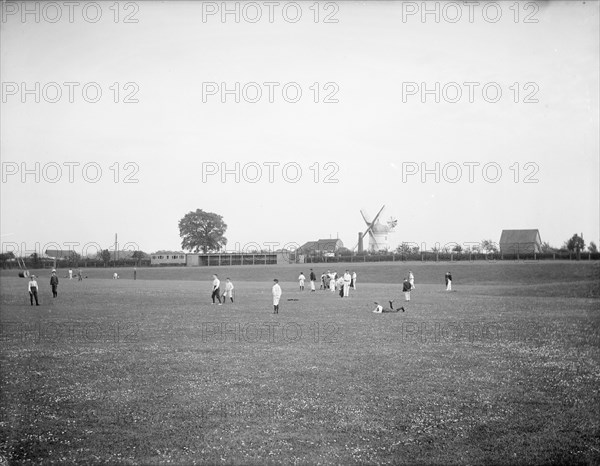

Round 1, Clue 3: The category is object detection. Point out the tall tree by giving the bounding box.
[565,233,585,252]
[588,242,598,253]
[100,249,111,265]
[179,209,227,253]
[396,243,411,254]
[131,251,147,264]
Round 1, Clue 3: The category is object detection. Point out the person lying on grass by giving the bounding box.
[372,301,405,313]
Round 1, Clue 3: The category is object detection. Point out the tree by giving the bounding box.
[179,209,228,253]
[588,242,597,253]
[100,249,111,265]
[396,243,411,254]
[452,244,463,254]
[0,251,15,268]
[337,247,352,256]
[29,252,40,268]
[565,233,585,252]
[131,251,147,264]
[481,239,498,253]
[540,242,554,253]
[68,251,81,266]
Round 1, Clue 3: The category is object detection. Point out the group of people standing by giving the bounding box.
[304,269,358,297]
[210,268,454,315]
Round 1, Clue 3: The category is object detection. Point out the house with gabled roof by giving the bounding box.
[499,229,542,255]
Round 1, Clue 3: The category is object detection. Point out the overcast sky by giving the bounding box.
[1,0,598,255]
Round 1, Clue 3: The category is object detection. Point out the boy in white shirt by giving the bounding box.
[222,278,234,303]
[343,270,351,297]
[28,275,40,306]
[212,274,222,305]
[298,273,306,291]
[272,279,282,314]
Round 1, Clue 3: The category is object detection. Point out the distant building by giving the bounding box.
[298,238,344,256]
[45,249,78,260]
[499,229,542,255]
[150,251,187,266]
[185,252,285,266]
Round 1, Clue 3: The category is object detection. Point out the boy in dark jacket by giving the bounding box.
[402,277,411,302]
[50,270,59,298]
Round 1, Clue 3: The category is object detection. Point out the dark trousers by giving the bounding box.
[51,285,58,298]
[29,288,39,305]
[212,288,221,303]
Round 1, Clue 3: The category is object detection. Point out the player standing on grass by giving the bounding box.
[272,279,282,314]
[28,275,40,306]
[343,270,351,297]
[222,278,234,303]
[445,271,452,291]
[336,275,345,298]
[351,271,357,289]
[403,277,412,302]
[298,272,306,291]
[408,271,415,289]
[50,270,59,298]
[211,274,222,305]
[309,269,316,292]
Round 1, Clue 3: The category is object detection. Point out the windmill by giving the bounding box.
[354,205,397,252]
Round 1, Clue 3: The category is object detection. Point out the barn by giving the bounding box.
[499,229,542,255]
[298,239,344,257]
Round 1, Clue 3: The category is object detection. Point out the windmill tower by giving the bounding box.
[355,205,398,252]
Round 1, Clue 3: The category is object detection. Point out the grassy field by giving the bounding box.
[1,261,599,465]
